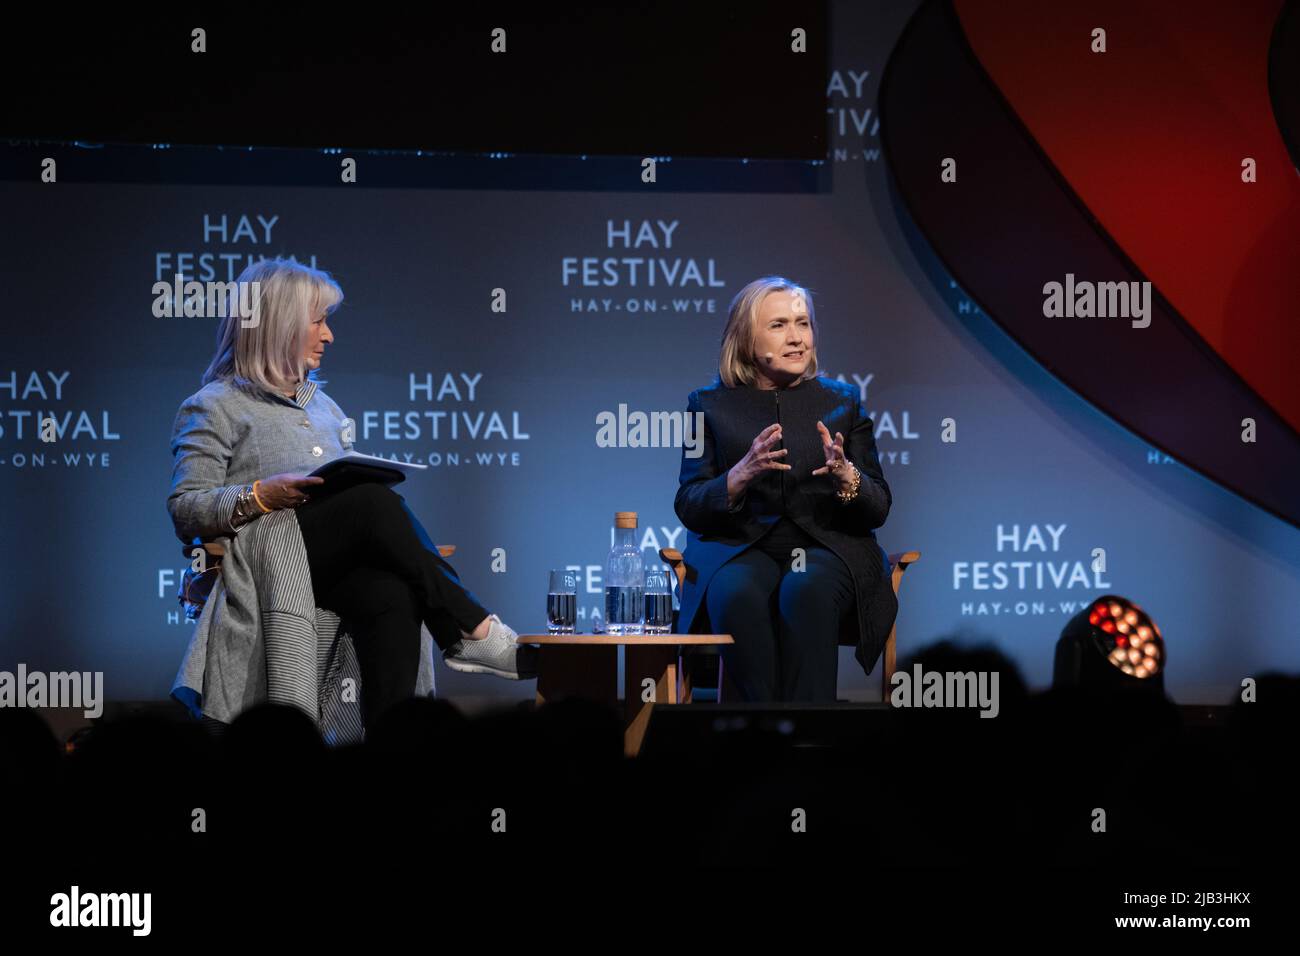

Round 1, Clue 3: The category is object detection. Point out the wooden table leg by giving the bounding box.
[535,644,618,710]
[623,644,680,757]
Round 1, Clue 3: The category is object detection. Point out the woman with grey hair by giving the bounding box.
[673,276,899,702]
[167,257,532,731]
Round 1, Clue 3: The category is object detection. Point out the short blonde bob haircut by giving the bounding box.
[718,275,819,388]
[201,257,344,397]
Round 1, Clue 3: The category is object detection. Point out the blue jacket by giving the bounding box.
[673,374,899,675]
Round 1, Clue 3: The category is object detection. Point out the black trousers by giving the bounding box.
[294,482,491,726]
[704,517,855,703]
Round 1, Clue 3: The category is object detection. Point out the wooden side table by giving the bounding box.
[517,633,734,757]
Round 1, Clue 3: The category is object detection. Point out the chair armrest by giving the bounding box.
[658,547,919,597]
[180,540,226,560]
[887,550,921,596]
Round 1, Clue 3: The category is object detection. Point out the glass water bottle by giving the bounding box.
[604,511,644,635]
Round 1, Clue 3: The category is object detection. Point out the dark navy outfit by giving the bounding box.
[674,375,898,702]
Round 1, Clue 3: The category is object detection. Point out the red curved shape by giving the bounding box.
[955,0,1300,435]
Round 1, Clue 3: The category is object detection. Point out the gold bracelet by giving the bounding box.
[836,465,862,503]
[251,479,272,513]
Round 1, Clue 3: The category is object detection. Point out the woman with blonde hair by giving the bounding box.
[673,276,898,701]
[167,257,531,733]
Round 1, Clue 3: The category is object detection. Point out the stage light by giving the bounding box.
[1053,595,1166,692]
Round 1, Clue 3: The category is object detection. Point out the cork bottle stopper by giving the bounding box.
[614,512,638,529]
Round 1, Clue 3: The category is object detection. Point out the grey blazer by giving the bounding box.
[166,376,437,736]
[166,377,351,543]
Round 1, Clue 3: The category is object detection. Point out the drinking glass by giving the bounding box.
[643,568,673,634]
[547,569,578,633]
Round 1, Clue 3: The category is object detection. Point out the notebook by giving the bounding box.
[308,451,428,495]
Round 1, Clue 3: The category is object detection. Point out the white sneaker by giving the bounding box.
[443,614,538,680]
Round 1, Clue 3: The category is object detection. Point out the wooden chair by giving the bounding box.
[658,546,920,702]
